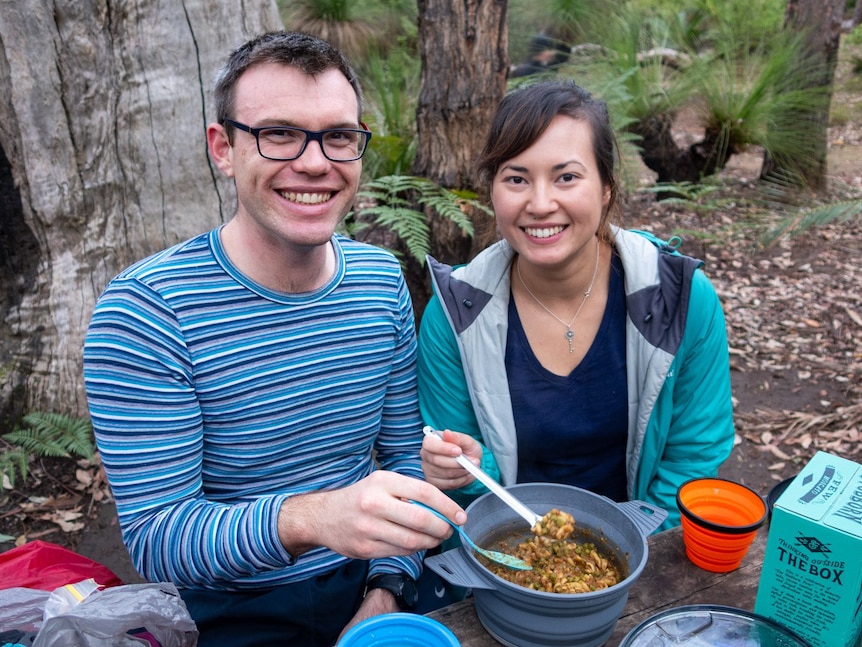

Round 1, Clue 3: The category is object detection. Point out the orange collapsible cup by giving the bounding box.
[676,478,767,573]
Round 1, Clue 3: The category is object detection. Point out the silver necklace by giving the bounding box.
[516,240,601,353]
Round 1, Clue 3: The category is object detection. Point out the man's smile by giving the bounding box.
[278,190,333,204]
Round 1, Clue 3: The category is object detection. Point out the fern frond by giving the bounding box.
[417,192,478,234]
[3,412,96,461]
[0,447,31,488]
[4,429,72,458]
[361,205,431,260]
[359,190,412,208]
[355,175,480,265]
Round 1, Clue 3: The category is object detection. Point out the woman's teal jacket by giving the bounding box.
[417,228,735,530]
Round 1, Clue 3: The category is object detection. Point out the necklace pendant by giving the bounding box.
[565,328,574,353]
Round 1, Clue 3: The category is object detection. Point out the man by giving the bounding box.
[83,31,465,647]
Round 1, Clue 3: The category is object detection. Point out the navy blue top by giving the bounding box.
[506,252,628,501]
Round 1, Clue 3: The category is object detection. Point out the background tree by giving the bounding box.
[0,1,282,423]
[760,0,845,189]
[407,0,508,314]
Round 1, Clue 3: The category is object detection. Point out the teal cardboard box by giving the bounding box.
[754,451,862,647]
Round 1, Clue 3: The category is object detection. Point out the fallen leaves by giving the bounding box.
[737,403,862,465]
[38,509,85,533]
[626,174,862,473]
[0,456,112,546]
[19,495,86,533]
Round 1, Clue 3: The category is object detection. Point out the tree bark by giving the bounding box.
[761,0,844,189]
[407,0,508,318]
[0,0,282,424]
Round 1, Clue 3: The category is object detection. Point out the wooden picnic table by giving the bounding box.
[426,522,768,646]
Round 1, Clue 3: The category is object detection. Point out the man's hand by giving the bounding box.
[336,588,398,643]
[421,428,483,490]
[276,470,466,558]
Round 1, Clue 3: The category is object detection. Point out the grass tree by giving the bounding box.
[556,1,834,185]
[280,0,375,60]
[701,30,832,186]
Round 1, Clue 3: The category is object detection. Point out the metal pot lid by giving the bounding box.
[620,605,812,646]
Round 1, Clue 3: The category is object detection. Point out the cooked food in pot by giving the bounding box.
[532,507,576,539]
[482,508,624,594]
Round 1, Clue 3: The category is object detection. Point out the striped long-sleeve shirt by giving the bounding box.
[83,228,424,590]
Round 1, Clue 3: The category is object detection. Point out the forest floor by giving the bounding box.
[1,45,861,586]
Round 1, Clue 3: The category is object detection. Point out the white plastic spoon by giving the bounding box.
[423,426,543,528]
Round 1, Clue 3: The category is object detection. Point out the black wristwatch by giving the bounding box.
[365,572,418,610]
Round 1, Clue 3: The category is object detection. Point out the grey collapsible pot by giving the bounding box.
[425,483,667,647]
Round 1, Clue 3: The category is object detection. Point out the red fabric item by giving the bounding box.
[0,540,124,590]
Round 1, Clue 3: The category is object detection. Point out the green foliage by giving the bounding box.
[628,0,784,48]
[0,447,30,489]
[290,0,353,21]
[547,0,623,45]
[506,0,558,64]
[351,176,485,265]
[845,23,862,48]
[574,10,697,122]
[359,49,420,178]
[1,412,96,487]
[640,180,774,249]
[645,181,729,213]
[280,0,374,60]
[696,30,832,179]
[279,0,415,60]
[546,0,832,184]
[280,0,844,240]
[761,200,862,247]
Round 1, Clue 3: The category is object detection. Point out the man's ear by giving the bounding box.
[207,123,235,177]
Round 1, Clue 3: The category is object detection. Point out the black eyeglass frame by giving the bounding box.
[223,118,373,162]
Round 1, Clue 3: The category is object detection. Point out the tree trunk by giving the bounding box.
[408,0,508,318]
[0,0,282,425]
[628,114,736,185]
[761,0,844,190]
[845,0,861,31]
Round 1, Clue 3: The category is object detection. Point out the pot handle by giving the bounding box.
[617,500,668,537]
[424,549,496,590]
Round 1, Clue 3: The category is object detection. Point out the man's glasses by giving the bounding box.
[223,119,372,162]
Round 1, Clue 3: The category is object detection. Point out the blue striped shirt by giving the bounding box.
[83,228,424,590]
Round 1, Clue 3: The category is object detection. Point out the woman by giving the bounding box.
[418,79,734,529]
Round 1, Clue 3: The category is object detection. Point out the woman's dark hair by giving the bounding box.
[213,31,364,134]
[476,79,621,243]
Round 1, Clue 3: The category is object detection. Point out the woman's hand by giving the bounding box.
[421,428,483,490]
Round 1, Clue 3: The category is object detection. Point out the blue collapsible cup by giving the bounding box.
[337,613,461,646]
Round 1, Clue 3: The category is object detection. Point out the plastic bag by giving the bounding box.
[0,540,123,590]
[42,578,101,620]
[0,587,50,635]
[32,582,198,647]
